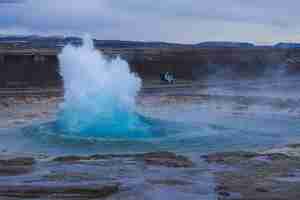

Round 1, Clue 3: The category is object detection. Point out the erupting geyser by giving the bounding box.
[56,35,151,138]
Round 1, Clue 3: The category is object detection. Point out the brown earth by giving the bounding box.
[1,47,300,88]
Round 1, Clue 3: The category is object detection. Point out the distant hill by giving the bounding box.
[93,40,189,48]
[1,35,300,49]
[196,42,255,48]
[274,43,300,49]
[0,36,190,49]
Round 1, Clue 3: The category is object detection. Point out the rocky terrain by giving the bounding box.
[1,36,300,88]
[204,145,300,200]
[0,151,194,199]
[0,138,300,199]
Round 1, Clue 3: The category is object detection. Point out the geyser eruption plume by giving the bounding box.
[57,35,150,138]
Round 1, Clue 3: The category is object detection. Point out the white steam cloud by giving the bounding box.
[57,35,150,138]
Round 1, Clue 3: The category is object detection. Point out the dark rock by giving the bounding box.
[263,153,291,161]
[287,173,296,177]
[0,156,35,175]
[202,151,259,164]
[255,187,269,193]
[203,151,292,165]
[43,172,96,182]
[89,154,132,160]
[52,155,90,162]
[0,183,119,199]
[218,191,231,197]
[52,154,132,162]
[287,143,300,148]
[140,152,194,168]
[52,152,193,168]
[0,101,9,107]
[0,157,35,165]
[148,179,192,186]
[215,185,229,192]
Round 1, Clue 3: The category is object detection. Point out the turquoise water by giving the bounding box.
[0,103,298,156]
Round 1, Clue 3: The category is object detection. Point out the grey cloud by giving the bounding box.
[0,0,299,43]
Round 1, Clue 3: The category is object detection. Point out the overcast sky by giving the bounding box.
[0,0,299,44]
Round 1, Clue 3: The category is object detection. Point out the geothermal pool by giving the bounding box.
[1,36,300,156]
[2,92,300,156]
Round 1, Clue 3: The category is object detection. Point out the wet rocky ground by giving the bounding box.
[204,146,300,200]
[0,151,193,199]
[1,144,300,199]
